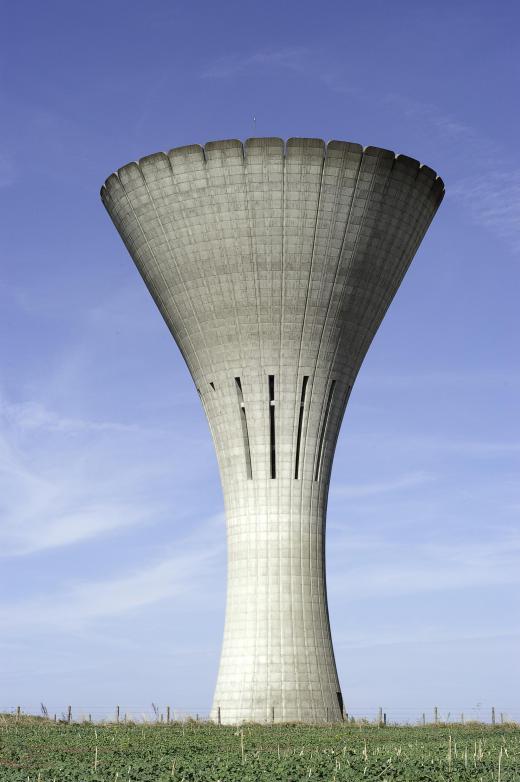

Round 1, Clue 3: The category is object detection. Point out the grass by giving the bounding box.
[0,713,519,781]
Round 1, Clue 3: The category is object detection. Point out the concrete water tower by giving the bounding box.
[101,137,443,724]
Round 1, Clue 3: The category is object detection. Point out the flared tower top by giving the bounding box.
[101,137,444,200]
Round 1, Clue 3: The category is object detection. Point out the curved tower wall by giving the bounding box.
[101,138,444,724]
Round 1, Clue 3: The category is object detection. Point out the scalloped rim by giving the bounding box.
[101,137,445,197]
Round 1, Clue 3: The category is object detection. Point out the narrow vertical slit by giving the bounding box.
[337,691,344,718]
[294,376,309,479]
[209,381,215,391]
[235,377,252,480]
[314,380,336,481]
[269,375,276,479]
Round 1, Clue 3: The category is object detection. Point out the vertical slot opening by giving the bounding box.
[209,381,215,391]
[235,377,252,480]
[294,376,309,479]
[269,375,276,479]
[314,380,336,481]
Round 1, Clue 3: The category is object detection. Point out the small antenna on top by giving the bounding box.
[253,115,256,133]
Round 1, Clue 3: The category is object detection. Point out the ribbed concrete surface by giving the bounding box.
[101,138,444,724]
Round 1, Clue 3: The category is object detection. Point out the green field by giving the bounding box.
[1,716,518,781]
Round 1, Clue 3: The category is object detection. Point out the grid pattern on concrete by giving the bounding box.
[101,138,444,724]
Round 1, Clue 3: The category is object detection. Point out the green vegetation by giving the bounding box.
[0,714,519,781]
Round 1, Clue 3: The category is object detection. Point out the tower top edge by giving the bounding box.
[100,137,445,197]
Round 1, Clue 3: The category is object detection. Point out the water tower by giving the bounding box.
[101,138,443,723]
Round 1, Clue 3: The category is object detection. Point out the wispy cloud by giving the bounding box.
[0,394,185,556]
[201,47,308,80]
[328,528,520,598]
[0,272,215,558]
[334,625,520,652]
[332,471,434,499]
[0,399,143,435]
[384,93,520,252]
[343,431,520,458]
[200,46,361,104]
[361,369,520,390]
[452,170,520,253]
[384,94,480,146]
[0,513,224,631]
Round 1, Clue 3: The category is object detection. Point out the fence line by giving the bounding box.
[3,704,519,725]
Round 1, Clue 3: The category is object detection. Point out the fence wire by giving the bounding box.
[3,704,518,725]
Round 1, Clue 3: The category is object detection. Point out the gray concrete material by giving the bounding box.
[101,138,444,724]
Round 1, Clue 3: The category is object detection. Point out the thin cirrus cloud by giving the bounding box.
[382,93,520,253]
[200,47,308,80]
[333,624,520,652]
[0,514,225,632]
[0,395,179,557]
[1,398,144,435]
[328,531,520,599]
[451,170,520,254]
[331,470,435,499]
[342,431,520,458]
[360,369,520,390]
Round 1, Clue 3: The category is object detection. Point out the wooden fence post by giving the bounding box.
[378,707,383,726]
[434,706,438,724]
[383,712,387,726]
[491,707,496,725]
[67,706,72,724]
[166,706,170,724]
[217,706,221,726]
[16,706,21,720]
[422,713,426,726]
[271,706,275,723]
[116,705,120,723]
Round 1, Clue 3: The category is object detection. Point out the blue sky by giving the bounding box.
[0,0,519,722]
